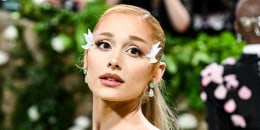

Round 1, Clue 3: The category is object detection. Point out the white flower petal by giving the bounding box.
[68,125,85,130]
[51,36,65,53]
[146,42,161,63]
[27,105,40,122]
[82,29,94,50]
[0,50,9,66]
[2,25,18,40]
[74,116,91,128]
[33,0,45,5]
[177,113,198,129]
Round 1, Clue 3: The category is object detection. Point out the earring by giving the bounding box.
[149,82,157,97]
[83,68,88,83]
[83,68,87,75]
[236,33,242,43]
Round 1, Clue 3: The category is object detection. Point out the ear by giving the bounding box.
[153,62,166,83]
[234,19,241,34]
[83,51,88,69]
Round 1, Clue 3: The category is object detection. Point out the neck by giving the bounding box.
[246,39,260,44]
[242,32,260,44]
[92,95,149,130]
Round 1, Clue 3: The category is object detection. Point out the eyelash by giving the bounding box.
[94,40,144,57]
[95,41,111,50]
[126,46,143,57]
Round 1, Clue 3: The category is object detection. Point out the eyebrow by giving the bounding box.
[98,32,113,37]
[97,32,148,44]
[129,35,147,44]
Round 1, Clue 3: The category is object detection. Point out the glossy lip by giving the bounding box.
[99,73,125,87]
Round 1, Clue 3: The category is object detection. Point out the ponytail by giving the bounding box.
[142,81,178,130]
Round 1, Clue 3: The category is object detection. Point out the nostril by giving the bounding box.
[115,65,120,69]
[108,59,121,70]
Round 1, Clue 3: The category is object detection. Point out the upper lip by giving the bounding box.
[99,73,125,83]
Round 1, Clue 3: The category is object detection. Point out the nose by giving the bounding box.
[108,58,122,70]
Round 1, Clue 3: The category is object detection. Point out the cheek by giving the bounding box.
[127,64,153,97]
[85,50,105,82]
[87,50,105,68]
[126,62,154,84]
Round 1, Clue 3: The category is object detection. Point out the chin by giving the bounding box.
[96,93,134,102]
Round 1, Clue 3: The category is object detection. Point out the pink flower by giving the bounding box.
[214,85,227,100]
[238,86,252,100]
[211,74,224,85]
[201,76,211,87]
[222,57,236,65]
[200,92,207,102]
[224,99,236,113]
[224,74,236,80]
[200,63,224,86]
[224,74,239,90]
[231,114,246,128]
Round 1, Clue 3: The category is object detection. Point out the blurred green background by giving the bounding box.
[0,0,244,130]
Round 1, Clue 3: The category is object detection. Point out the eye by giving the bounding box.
[95,41,111,50]
[126,47,143,57]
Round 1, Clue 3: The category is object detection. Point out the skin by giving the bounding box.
[234,0,260,44]
[164,0,190,33]
[83,13,166,130]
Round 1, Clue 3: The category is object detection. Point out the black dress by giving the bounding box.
[200,47,260,130]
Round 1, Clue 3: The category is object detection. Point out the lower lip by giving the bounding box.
[100,79,123,87]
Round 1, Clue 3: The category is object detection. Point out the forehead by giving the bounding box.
[98,12,146,25]
[236,0,260,17]
[94,13,154,41]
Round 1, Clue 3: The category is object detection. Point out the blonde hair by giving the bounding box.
[94,4,177,130]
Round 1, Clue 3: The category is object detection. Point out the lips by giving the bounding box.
[99,73,124,87]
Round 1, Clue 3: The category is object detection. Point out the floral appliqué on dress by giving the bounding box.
[200,57,252,128]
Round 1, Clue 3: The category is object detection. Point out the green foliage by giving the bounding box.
[11,68,75,130]
[0,0,245,128]
[0,0,108,129]
[163,32,245,110]
[20,0,108,55]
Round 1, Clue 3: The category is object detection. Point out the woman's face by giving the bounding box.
[85,13,160,101]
